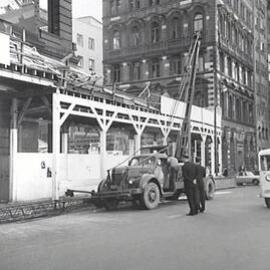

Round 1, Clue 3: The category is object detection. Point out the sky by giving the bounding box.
[40,0,102,21]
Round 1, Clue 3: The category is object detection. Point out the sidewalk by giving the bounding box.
[0,196,94,224]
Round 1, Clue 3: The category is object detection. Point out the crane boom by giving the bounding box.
[175,32,201,161]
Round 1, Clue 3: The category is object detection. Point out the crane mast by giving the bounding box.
[175,32,201,161]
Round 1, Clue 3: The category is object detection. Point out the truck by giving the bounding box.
[66,31,216,210]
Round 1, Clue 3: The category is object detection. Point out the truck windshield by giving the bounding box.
[130,156,156,167]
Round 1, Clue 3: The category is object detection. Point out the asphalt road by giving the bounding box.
[1,186,270,270]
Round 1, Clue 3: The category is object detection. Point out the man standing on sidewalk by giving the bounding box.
[195,157,206,213]
[182,154,199,216]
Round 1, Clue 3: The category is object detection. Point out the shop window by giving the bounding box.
[194,14,203,32]
[107,128,134,155]
[68,123,100,154]
[18,120,52,153]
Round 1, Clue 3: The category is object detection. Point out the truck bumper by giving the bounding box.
[92,188,143,200]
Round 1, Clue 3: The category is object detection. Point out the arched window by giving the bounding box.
[194,13,203,32]
[151,22,160,43]
[131,26,140,46]
[113,30,120,49]
[171,17,180,39]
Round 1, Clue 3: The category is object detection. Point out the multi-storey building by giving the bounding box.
[73,16,103,83]
[253,0,269,152]
[103,0,258,174]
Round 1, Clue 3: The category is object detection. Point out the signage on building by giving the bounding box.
[0,32,10,65]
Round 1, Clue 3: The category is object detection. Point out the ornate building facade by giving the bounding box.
[103,0,258,173]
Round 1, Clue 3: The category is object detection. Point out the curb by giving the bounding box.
[1,177,237,224]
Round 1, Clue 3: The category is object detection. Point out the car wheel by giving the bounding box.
[205,177,215,200]
[141,182,160,210]
[252,179,259,186]
[265,198,270,209]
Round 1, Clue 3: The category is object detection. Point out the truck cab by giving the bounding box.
[92,148,215,210]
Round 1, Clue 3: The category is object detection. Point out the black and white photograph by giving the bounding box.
[0,0,270,269]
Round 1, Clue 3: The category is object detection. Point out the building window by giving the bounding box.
[131,26,140,46]
[88,58,95,71]
[171,17,180,39]
[242,67,246,84]
[77,33,84,47]
[170,57,181,75]
[197,56,204,72]
[88,37,95,50]
[151,59,160,78]
[219,52,224,72]
[228,95,233,119]
[149,0,160,6]
[194,13,203,32]
[236,98,241,121]
[113,30,121,50]
[78,56,84,68]
[111,0,121,14]
[235,63,239,81]
[132,62,141,80]
[113,64,121,82]
[151,22,160,43]
[227,57,232,77]
[135,0,140,8]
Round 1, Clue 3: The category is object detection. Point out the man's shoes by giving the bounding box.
[186,211,198,216]
[199,208,205,213]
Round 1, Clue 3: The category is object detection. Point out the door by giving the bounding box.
[0,98,10,202]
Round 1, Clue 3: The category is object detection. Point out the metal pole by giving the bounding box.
[9,98,18,202]
[52,91,60,200]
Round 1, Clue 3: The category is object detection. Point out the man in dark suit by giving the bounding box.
[195,157,206,213]
[182,154,199,216]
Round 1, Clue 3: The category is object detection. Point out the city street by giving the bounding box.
[1,186,270,270]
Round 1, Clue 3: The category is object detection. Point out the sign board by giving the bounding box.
[0,32,10,65]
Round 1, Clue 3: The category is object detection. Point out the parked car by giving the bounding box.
[236,171,260,186]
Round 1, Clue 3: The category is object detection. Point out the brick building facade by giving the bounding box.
[103,0,259,173]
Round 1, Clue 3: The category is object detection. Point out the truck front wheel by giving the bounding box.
[141,182,160,210]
